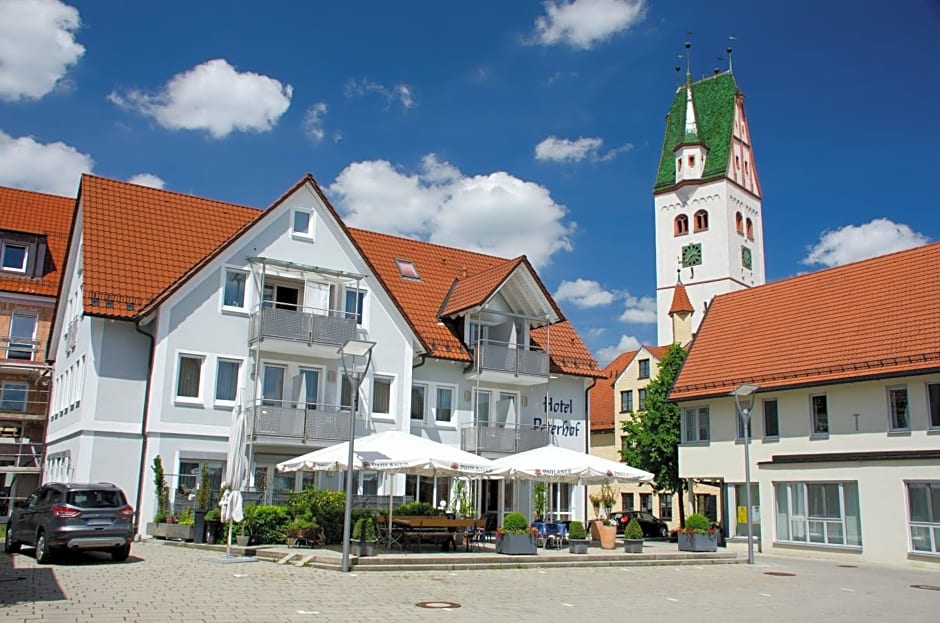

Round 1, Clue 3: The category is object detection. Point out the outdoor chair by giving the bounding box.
[543,522,566,549]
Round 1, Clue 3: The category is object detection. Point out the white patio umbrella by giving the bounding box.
[277,429,496,543]
[218,391,250,557]
[488,444,654,484]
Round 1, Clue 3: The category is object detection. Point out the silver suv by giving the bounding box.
[4,482,135,563]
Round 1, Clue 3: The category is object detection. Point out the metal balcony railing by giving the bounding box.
[248,400,353,443]
[473,339,549,377]
[460,423,549,454]
[65,317,79,352]
[248,304,357,347]
[0,336,43,362]
[0,438,43,470]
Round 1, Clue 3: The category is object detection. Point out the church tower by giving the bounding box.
[653,62,765,345]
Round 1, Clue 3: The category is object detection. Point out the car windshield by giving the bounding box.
[67,490,126,508]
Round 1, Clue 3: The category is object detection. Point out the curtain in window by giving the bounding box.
[178,357,201,397]
[223,271,246,307]
[215,360,239,401]
[305,281,330,315]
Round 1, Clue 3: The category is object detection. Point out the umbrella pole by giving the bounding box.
[226,518,233,557]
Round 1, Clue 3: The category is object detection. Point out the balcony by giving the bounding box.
[465,339,549,386]
[247,400,354,446]
[248,304,357,357]
[0,336,45,364]
[0,437,43,472]
[461,423,549,454]
[65,316,79,352]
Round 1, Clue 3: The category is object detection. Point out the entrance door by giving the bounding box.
[263,283,300,311]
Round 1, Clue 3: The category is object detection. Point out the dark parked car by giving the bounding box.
[609,510,670,538]
[4,482,135,563]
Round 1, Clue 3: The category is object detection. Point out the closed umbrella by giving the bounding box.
[219,391,250,557]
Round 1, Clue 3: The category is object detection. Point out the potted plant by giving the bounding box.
[193,464,211,544]
[567,520,589,554]
[677,513,718,552]
[594,515,617,550]
[352,515,377,557]
[496,512,537,555]
[623,516,644,553]
[235,521,251,547]
[534,482,547,521]
[286,518,322,548]
[588,492,602,519]
[204,508,222,544]
[599,483,618,518]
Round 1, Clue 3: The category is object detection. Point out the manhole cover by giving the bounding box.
[416,601,461,609]
[911,585,940,591]
[764,571,796,577]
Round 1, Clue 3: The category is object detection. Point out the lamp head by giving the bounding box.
[731,383,759,397]
[338,339,376,358]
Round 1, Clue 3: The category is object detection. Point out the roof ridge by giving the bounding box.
[0,184,74,200]
[348,227,512,263]
[81,173,260,212]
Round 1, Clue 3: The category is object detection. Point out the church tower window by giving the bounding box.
[735,212,744,235]
[674,214,689,236]
[693,210,709,232]
[746,218,754,240]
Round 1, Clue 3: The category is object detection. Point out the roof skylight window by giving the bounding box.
[1,243,27,272]
[396,259,420,280]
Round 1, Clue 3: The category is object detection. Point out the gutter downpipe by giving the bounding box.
[133,315,157,537]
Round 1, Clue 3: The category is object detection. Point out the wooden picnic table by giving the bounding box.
[377,516,479,552]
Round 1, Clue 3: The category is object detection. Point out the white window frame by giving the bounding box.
[736,409,753,440]
[886,385,910,432]
[810,394,829,437]
[774,481,862,548]
[433,384,457,426]
[906,481,940,555]
[291,208,315,240]
[220,267,250,314]
[763,399,779,440]
[175,352,206,405]
[344,287,368,327]
[0,381,28,411]
[411,383,427,421]
[8,311,38,360]
[371,375,393,419]
[213,357,243,407]
[682,406,710,443]
[928,382,940,430]
[0,242,27,273]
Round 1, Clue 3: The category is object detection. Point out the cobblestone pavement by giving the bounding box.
[2,540,938,622]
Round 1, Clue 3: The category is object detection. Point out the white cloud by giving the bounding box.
[0,129,91,195]
[329,153,575,269]
[303,102,328,142]
[535,135,632,162]
[532,0,647,50]
[618,294,657,324]
[108,59,292,138]
[803,219,930,267]
[344,78,415,109]
[128,173,165,189]
[553,279,615,308]
[596,334,641,366]
[0,0,85,101]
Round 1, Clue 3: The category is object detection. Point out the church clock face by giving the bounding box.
[681,243,702,267]
[741,246,753,270]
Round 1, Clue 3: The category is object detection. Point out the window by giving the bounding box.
[736,409,752,440]
[176,355,204,400]
[410,384,427,420]
[474,389,491,426]
[299,368,320,409]
[810,395,829,436]
[929,383,940,429]
[638,358,650,379]
[676,157,682,171]
[340,374,353,408]
[907,482,940,554]
[887,386,910,431]
[263,364,285,407]
[638,388,648,411]
[0,382,27,411]
[222,269,247,309]
[435,387,454,423]
[746,217,754,240]
[395,259,420,280]
[1,243,27,272]
[735,211,744,235]
[775,482,862,547]
[7,312,37,360]
[640,493,653,513]
[372,377,391,415]
[693,209,708,231]
[763,399,779,438]
[621,492,634,511]
[345,289,366,325]
[292,209,314,237]
[688,155,695,168]
[682,406,710,442]
[620,390,633,413]
[659,493,673,521]
[214,359,240,402]
[674,214,689,236]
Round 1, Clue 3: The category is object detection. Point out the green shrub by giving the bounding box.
[177,507,194,526]
[154,510,169,524]
[286,488,347,544]
[243,504,291,544]
[352,515,377,541]
[205,508,221,522]
[394,501,436,516]
[501,512,529,535]
[567,520,587,540]
[624,517,644,540]
[195,464,211,510]
[684,513,711,534]
[288,517,319,531]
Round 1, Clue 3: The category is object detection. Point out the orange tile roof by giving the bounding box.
[671,242,940,400]
[668,283,694,315]
[589,350,637,431]
[440,257,524,317]
[0,186,75,297]
[646,345,672,361]
[79,174,259,318]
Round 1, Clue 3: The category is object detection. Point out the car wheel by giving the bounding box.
[4,526,20,553]
[111,544,131,562]
[35,532,54,564]
[659,526,669,538]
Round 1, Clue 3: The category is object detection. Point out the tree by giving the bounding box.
[619,343,688,526]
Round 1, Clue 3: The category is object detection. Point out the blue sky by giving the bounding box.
[2,0,938,365]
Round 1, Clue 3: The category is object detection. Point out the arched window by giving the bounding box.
[694,210,708,232]
[746,218,754,240]
[674,214,689,236]
[735,212,744,235]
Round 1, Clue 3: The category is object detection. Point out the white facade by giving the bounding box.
[678,374,940,568]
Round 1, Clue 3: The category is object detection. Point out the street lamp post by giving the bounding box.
[338,339,376,573]
[731,383,759,565]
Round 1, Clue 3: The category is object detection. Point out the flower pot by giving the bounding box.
[355,540,377,557]
[568,538,589,554]
[205,520,222,544]
[596,524,617,550]
[235,535,250,547]
[624,538,644,553]
[193,509,207,544]
[677,532,718,552]
[496,533,537,555]
[147,522,194,541]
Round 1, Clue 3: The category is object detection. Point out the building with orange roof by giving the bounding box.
[43,173,601,533]
[0,186,75,516]
[672,242,940,567]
